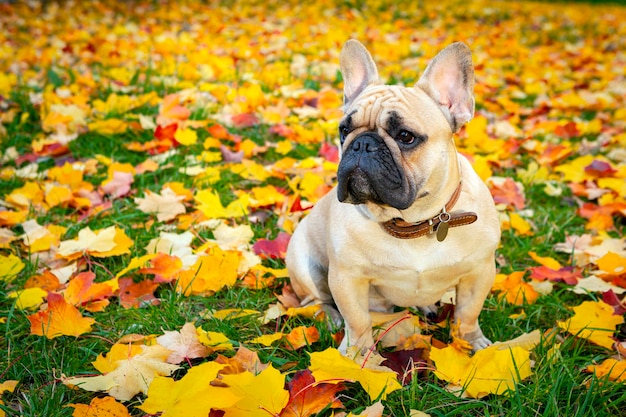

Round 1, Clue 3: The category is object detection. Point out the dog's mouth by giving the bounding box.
[338,168,386,206]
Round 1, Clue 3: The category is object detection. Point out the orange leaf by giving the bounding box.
[492,271,539,305]
[118,277,160,309]
[138,253,183,282]
[28,293,95,339]
[284,326,320,350]
[64,271,113,310]
[281,369,344,417]
[68,396,131,417]
[489,177,525,210]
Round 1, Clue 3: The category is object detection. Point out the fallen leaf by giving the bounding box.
[28,293,95,339]
[9,287,48,310]
[156,322,211,364]
[63,344,180,401]
[135,188,186,222]
[281,369,344,417]
[176,247,239,296]
[0,253,25,281]
[557,300,624,349]
[219,365,289,417]
[139,361,240,417]
[585,358,626,383]
[68,396,131,417]
[283,326,320,350]
[492,271,540,305]
[430,341,533,398]
[309,348,401,401]
[252,232,291,259]
[58,226,133,260]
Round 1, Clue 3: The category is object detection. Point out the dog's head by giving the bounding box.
[336,40,475,215]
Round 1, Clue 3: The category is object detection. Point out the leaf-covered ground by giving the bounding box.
[1,1,626,416]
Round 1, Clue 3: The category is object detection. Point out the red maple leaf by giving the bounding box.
[118,277,160,309]
[529,266,581,285]
[253,232,291,259]
[280,369,344,417]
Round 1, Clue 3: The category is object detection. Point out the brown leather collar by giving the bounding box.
[380,182,478,241]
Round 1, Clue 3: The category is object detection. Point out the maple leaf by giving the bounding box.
[0,253,25,281]
[492,271,539,305]
[101,171,134,199]
[68,396,131,417]
[176,247,239,296]
[63,344,180,401]
[118,277,160,308]
[64,271,114,312]
[489,177,525,210]
[557,300,624,349]
[309,348,401,401]
[281,369,344,417]
[92,343,144,374]
[156,322,211,364]
[430,341,533,398]
[586,358,626,383]
[138,253,183,282]
[283,325,320,350]
[28,292,95,339]
[57,226,133,260]
[135,188,186,222]
[173,127,198,146]
[139,361,240,417]
[196,328,234,352]
[9,287,48,310]
[252,232,291,259]
[195,190,250,219]
[219,365,290,417]
[380,348,429,385]
[215,346,269,375]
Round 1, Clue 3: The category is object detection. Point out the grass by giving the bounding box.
[1,0,626,416]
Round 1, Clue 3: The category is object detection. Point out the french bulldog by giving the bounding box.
[285,39,500,354]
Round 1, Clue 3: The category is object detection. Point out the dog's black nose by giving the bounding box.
[350,133,381,153]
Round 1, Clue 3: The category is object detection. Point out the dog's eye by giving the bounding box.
[396,130,416,144]
[339,126,350,143]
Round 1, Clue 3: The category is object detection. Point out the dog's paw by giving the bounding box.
[464,331,492,351]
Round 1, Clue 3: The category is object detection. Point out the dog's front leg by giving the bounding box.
[329,267,374,354]
[454,260,496,350]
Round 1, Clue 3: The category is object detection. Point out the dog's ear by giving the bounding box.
[340,40,379,107]
[416,42,475,133]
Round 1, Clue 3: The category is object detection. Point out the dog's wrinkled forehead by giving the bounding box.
[342,86,409,130]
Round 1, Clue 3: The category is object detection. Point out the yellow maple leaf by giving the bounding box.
[220,365,289,417]
[28,293,95,339]
[0,254,25,281]
[68,396,131,417]
[176,247,239,296]
[115,253,159,278]
[92,343,144,374]
[139,361,240,417]
[586,358,626,383]
[173,127,198,146]
[430,341,533,398]
[309,348,401,401]
[196,328,234,352]
[8,287,48,310]
[528,251,562,270]
[595,251,626,276]
[249,333,284,346]
[557,300,624,349]
[195,189,250,219]
[63,345,180,401]
[58,226,133,259]
[87,118,128,135]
